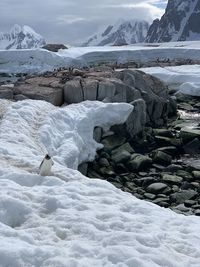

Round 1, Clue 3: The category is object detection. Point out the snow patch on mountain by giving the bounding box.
[0,24,46,50]
[83,19,149,46]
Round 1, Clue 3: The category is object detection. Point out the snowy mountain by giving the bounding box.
[82,19,149,46]
[146,0,200,43]
[0,24,46,50]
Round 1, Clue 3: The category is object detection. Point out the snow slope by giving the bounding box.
[0,99,200,266]
[140,64,200,95]
[82,19,149,46]
[0,24,46,50]
[1,41,200,74]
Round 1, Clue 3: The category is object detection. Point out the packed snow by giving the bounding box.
[1,41,200,74]
[141,65,200,96]
[0,99,200,267]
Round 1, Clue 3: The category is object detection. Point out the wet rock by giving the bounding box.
[144,193,156,200]
[192,171,200,180]
[127,154,152,171]
[146,183,169,194]
[155,136,181,147]
[152,151,172,165]
[161,174,183,185]
[153,197,170,204]
[184,200,196,207]
[181,181,195,190]
[170,190,198,204]
[164,164,183,173]
[155,146,178,156]
[153,129,174,138]
[101,135,126,152]
[98,158,110,167]
[180,128,200,143]
[195,210,200,216]
[183,138,200,154]
[111,150,131,164]
[176,170,193,181]
[139,177,157,187]
[111,142,135,155]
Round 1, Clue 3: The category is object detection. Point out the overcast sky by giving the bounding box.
[0,0,167,44]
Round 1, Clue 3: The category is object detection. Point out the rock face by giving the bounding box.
[64,68,170,130]
[146,0,200,43]
[83,19,149,46]
[0,24,46,50]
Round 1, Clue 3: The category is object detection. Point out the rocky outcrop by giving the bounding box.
[2,67,175,136]
[146,0,200,43]
[42,44,68,52]
[13,77,64,106]
[64,68,171,131]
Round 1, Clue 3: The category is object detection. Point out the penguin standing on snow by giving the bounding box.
[39,154,54,176]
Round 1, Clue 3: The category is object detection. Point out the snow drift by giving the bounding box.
[0,99,200,266]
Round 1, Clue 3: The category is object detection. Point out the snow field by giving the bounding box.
[141,64,200,95]
[0,99,200,266]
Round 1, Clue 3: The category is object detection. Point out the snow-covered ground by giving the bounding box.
[141,65,200,96]
[0,99,200,267]
[1,41,200,74]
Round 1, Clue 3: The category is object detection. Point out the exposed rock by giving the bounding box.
[93,127,103,143]
[81,79,98,101]
[152,151,172,165]
[111,150,131,164]
[161,174,183,185]
[125,99,146,137]
[101,135,126,152]
[78,162,88,176]
[170,190,198,204]
[192,171,200,180]
[97,80,116,101]
[14,84,63,106]
[64,79,83,103]
[127,154,152,171]
[42,44,68,52]
[164,164,183,173]
[98,158,110,167]
[0,87,13,99]
[111,142,135,155]
[180,128,200,143]
[146,183,169,194]
[183,138,200,154]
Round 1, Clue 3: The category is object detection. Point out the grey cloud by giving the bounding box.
[0,0,166,44]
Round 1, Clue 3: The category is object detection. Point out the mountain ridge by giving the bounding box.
[146,0,200,43]
[0,24,46,50]
[82,19,149,46]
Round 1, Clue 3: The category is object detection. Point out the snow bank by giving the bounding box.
[0,99,200,267]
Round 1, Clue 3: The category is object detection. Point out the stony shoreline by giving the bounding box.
[84,97,200,216]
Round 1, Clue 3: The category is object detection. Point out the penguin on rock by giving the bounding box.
[39,154,54,176]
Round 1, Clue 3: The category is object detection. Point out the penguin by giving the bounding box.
[39,154,54,176]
